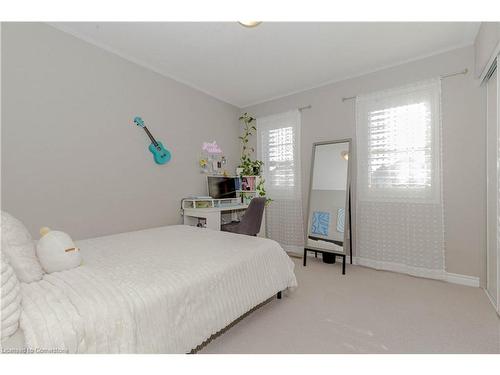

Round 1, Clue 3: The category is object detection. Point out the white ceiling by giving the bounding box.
[51,22,480,107]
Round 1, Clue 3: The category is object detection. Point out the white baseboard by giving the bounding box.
[305,252,480,288]
[444,272,480,288]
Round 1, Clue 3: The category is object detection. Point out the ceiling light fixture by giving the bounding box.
[238,21,262,28]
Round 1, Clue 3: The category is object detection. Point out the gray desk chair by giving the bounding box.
[221,197,266,236]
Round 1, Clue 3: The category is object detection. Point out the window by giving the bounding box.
[257,111,301,199]
[368,102,432,190]
[257,110,304,253]
[355,78,445,278]
[267,126,295,189]
[356,79,441,202]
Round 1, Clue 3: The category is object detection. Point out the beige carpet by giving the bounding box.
[200,257,500,354]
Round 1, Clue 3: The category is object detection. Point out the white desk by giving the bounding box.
[182,204,266,237]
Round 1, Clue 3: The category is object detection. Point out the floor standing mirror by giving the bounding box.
[304,139,352,274]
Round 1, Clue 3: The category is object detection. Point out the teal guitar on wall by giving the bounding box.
[133,116,171,165]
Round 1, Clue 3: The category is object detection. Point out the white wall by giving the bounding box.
[1,23,241,239]
[245,46,486,282]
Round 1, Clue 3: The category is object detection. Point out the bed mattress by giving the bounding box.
[15,225,297,353]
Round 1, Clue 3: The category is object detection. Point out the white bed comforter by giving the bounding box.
[19,225,297,353]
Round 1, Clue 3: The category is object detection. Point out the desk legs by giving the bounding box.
[207,212,221,230]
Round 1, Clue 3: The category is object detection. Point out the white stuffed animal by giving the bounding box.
[36,227,82,273]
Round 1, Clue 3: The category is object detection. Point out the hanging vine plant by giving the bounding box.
[238,113,271,206]
[238,113,263,176]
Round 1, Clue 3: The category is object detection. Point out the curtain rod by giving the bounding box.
[341,68,468,102]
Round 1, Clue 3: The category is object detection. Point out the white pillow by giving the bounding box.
[1,255,22,340]
[1,211,44,283]
[36,228,82,273]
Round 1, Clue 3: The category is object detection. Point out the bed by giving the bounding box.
[3,225,297,353]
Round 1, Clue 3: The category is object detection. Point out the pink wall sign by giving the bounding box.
[202,141,223,154]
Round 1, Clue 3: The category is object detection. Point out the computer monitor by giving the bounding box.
[207,176,237,199]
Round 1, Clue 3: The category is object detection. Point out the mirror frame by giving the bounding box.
[305,138,352,255]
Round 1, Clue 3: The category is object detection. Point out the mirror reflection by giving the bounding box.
[306,140,351,259]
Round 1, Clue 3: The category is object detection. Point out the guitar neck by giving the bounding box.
[143,127,158,147]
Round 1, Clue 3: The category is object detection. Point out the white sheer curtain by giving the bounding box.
[486,63,498,307]
[257,110,304,253]
[355,79,445,279]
